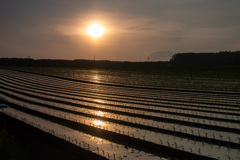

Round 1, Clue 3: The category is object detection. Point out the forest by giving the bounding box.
[170,51,240,66]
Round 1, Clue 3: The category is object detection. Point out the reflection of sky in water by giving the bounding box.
[92,71,100,83]
[1,108,161,160]
[2,98,239,159]
[93,120,104,126]
[95,111,104,117]
[93,75,99,82]
[90,136,104,145]
[91,70,108,84]
[94,99,105,103]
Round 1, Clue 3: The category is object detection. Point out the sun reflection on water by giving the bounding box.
[93,74,99,83]
[94,99,105,103]
[90,136,104,145]
[96,111,105,117]
[93,120,104,126]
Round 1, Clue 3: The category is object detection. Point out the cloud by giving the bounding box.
[0,0,240,60]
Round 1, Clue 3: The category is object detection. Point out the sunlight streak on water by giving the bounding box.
[95,111,105,117]
[93,120,104,126]
[0,108,163,160]
[93,74,100,83]
[94,99,105,103]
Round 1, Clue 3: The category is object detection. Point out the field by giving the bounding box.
[0,67,240,160]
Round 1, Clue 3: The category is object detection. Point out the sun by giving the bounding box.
[87,23,104,38]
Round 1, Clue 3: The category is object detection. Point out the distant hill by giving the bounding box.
[148,51,174,61]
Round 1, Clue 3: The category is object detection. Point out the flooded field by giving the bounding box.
[0,68,240,160]
[10,66,240,92]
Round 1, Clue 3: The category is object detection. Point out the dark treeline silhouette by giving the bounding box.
[0,58,168,69]
[170,51,240,66]
[1,51,240,68]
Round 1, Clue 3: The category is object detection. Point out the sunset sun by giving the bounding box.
[87,23,104,38]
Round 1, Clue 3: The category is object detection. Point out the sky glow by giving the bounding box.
[0,0,239,61]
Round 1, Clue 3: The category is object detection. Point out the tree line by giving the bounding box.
[170,51,240,66]
[0,58,167,69]
[0,51,240,68]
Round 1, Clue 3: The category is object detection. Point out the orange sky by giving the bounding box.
[0,1,240,61]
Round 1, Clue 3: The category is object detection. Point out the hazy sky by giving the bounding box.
[0,0,240,61]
